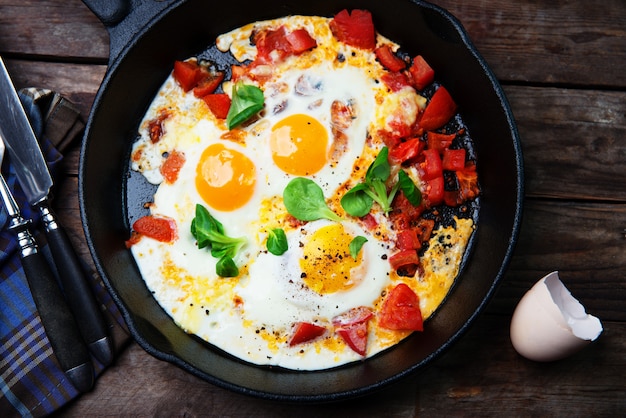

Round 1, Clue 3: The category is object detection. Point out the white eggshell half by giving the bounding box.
[510,271,603,362]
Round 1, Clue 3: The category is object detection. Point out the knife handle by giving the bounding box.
[18,229,94,393]
[39,203,113,366]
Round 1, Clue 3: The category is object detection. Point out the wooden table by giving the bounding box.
[1,0,624,415]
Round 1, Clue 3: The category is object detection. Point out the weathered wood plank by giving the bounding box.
[56,315,625,416]
[0,0,109,61]
[436,0,626,87]
[505,86,626,202]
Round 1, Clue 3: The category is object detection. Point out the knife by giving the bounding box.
[0,56,113,366]
[0,135,94,393]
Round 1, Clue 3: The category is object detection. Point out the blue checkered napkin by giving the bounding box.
[0,90,128,417]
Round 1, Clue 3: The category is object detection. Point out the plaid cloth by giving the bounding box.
[0,89,129,417]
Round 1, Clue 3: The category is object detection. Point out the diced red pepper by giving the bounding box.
[173,60,203,92]
[130,215,177,244]
[193,72,224,98]
[389,137,424,164]
[389,249,420,271]
[202,93,231,119]
[420,86,457,131]
[381,71,412,92]
[332,307,373,356]
[289,322,326,346]
[408,55,435,91]
[426,131,455,155]
[396,229,421,251]
[160,150,186,184]
[285,28,317,54]
[378,283,424,331]
[361,213,378,230]
[375,44,406,72]
[329,9,376,50]
[423,175,444,207]
[419,148,443,181]
[442,148,466,171]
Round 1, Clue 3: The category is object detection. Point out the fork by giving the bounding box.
[0,134,94,392]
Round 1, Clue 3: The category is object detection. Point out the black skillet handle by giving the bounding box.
[81,0,180,65]
[39,202,113,366]
[20,239,95,392]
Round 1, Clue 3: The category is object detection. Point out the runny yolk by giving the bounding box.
[269,114,328,176]
[195,143,256,211]
[300,223,364,294]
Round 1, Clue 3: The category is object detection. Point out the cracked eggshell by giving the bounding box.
[510,271,603,362]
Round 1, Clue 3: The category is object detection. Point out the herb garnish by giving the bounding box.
[191,204,247,277]
[226,82,264,129]
[266,228,288,255]
[283,177,343,222]
[349,235,368,259]
[341,146,421,216]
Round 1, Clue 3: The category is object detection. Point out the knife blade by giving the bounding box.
[0,56,113,366]
[0,135,94,392]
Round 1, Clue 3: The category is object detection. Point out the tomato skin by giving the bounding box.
[381,71,411,92]
[375,44,406,72]
[332,307,373,356]
[419,148,443,181]
[160,150,185,184]
[396,229,421,251]
[423,175,445,207]
[173,60,202,92]
[420,86,457,131]
[329,9,376,50]
[389,137,424,164]
[426,131,455,155]
[442,148,466,171]
[192,72,224,98]
[388,249,420,271]
[408,55,434,91]
[130,215,177,244]
[379,283,423,331]
[202,93,231,119]
[289,322,326,346]
[285,28,317,53]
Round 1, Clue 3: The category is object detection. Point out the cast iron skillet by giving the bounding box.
[79,0,524,402]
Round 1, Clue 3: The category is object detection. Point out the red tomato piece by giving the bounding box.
[173,60,203,92]
[254,26,291,62]
[381,71,411,92]
[388,249,420,271]
[202,93,231,119]
[396,229,421,251]
[131,215,177,243]
[389,137,424,163]
[285,28,317,54]
[414,218,435,243]
[147,111,170,144]
[442,148,466,171]
[193,72,225,98]
[419,148,443,181]
[420,86,457,131]
[457,163,480,202]
[289,322,326,346]
[332,306,373,356]
[361,213,378,230]
[375,44,406,72]
[160,150,186,184]
[230,65,246,82]
[426,131,455,155]
[408,55,434,91]
[379,283,424,331]
[423,175,444,207]
[329,9,376,50]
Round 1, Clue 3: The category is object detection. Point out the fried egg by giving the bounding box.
[128,13,477,370]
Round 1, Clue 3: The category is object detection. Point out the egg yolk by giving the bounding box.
[300,223,363,294]
[270,114,328,176]
[195,143,256,211]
